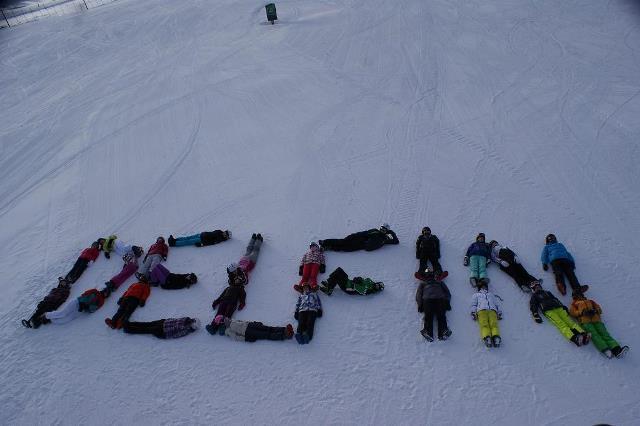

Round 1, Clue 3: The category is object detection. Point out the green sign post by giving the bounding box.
[265,3,277,24]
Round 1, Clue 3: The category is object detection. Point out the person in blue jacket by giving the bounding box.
[541,234,588,295]
[464,233,491,287]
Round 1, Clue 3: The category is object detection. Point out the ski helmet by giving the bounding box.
[227,262,239,273]
[545,234,557,243]
[381,223,390,231]
[476,233,486,242]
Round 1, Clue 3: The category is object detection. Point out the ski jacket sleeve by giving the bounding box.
[493,293,502,316]
[212,289,225,308]
[470,293,479,314]
[529,295,540,316]
[540,245,549,265]
[594,301,602,315]
[385,230,399,245]
[415,237,421,258]
[567,249,575,265]
[435,236,440,258]
[441,282,452,300]
[416,283,424,306]
[466,244,473,258]
[239,287,246,306]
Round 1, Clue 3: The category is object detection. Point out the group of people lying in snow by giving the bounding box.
[20,224,628,358]
[413,229,627,358]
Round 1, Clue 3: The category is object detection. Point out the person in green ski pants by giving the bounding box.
[569,291,629,359]
[529,281,590,346]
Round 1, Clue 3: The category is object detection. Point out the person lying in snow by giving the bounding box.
[22,278,71,328]
[149,264,198,289]
[294,242,325,292]
[415,268,452,342]
[569,291,628,359]
[541,233,588,295]
[105,280,151,329]
[208,317,293,342]
[294,284,322,344]
[34,285,113,326]
[319,267,384,296]
[123,317,200,339]
[136,237,169,281]
[489,240,540,292]
[529,280,589,347]
[98,235,117,259]
[470,281,502,348]
[319,223,399,252]
[463,233,491,288]
[104,246,144,294]
[168,230,231,247]
[65,241,101,284]
[415,226,443,275]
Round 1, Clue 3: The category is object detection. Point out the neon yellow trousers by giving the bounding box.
[477,310,500,339]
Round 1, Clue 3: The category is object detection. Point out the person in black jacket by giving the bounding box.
[319,223,399,252]
[206,263,247,333]
[529,281,589,346]
[415,227,442,275]
[22,278,71,328]
[489,240,540,292]
[168,230,231,247]
[415,269,452,341]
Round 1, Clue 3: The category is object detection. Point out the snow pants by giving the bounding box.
[422,299,449,339]
[123,320,165,338]
[109,262,138,289]
[551,258,581,292]
[173,234,201,247]
[501,263,536,290]
[44,299,82,324]
[245,322,288,342]
[214,301,237,322]
[111,296,140,325]
[582,322,619,352]
[419,255,442,274]
[477,309,500,339]
[322,235,366,252]
[296,311,317,340]
[150,264,171,287]
[544,307,585,340]
[238,237,262,276]
[469,255,488,279]
[298,263,320,288]
[65,258,89,284]
[138,254,163,278]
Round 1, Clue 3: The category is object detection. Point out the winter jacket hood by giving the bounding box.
[569,298,602,324]
[470,289,502,315]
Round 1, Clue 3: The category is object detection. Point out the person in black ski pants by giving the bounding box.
[415,227,442,274]
[489,240,540,292]
[320,223,399,252]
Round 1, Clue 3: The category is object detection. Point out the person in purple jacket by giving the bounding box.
[123,317,200,339]
[464,233,492,287]
[541,234,588,295]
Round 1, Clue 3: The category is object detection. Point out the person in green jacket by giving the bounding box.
[319,267,384,296]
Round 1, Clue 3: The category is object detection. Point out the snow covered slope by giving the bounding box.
[1,0,640,424]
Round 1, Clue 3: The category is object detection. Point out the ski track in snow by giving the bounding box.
[1,0,640,424]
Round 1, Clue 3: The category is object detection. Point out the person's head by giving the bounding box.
[157,236,165,244]
[310,241,319,250]
[546,234,557,244]
[227,262,239,274]
[97,238,106,247]
[189,318,200,331]
[58,278,70,289]
[529,280,543,292]
[477,281,488,291]
[224,230,232,240]
[572,290,586,300]
[132,246,144,258]
[91,241,100,249]
[489,240,499,248]
[188,273,198,284]
[302,283,311,294]
[476,233,486,243]
[422,227,431,236]
[380,223,390,231]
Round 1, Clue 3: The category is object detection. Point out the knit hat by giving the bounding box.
[190,318,200,331]
[227,262,239,273]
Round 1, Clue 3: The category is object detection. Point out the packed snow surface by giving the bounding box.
[1,0,640,424]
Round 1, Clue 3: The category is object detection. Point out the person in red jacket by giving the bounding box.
[136,237,169,281]
[105,280,151,329]
[64,241,101,284]
[294,242,326,292]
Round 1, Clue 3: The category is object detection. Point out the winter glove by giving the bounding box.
[497,313,503,320]
[415,252,420,260]
[471,312,477,321]
[445,301,452,311]
[486,258,491,266]
[533,313,543,323]
[104,252,111,259]
[294,311,299,320]
[238,302,245,311]
[298,265,304,276]
[317,309,323,318]
[163,256,167,261]
[418,306,424,313]
[500,260,509,268]
[319,264,326,274]
[463,256,469,267]
[139,301,145,307]
[543,264,548,271]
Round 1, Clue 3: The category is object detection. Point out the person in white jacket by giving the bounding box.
[470,281,503,348]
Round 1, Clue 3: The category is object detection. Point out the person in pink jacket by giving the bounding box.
[136,237,169,281]
[294,242,326,292]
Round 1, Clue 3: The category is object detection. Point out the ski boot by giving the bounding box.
[319,281,333,296]
[439,329,452,341]
[105,318,116,329]
[21,319,32,329]
[469,277,479,288]
[580,332,591,346]
[602,349,613,359]
[420,329,434,342]
[570,334,582,346]
[483,336,493,348]
[256,233,263,241]
[555,280,567,296]
[205,323,218,336]
[492,336,501,348]
[612,345,629,359]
